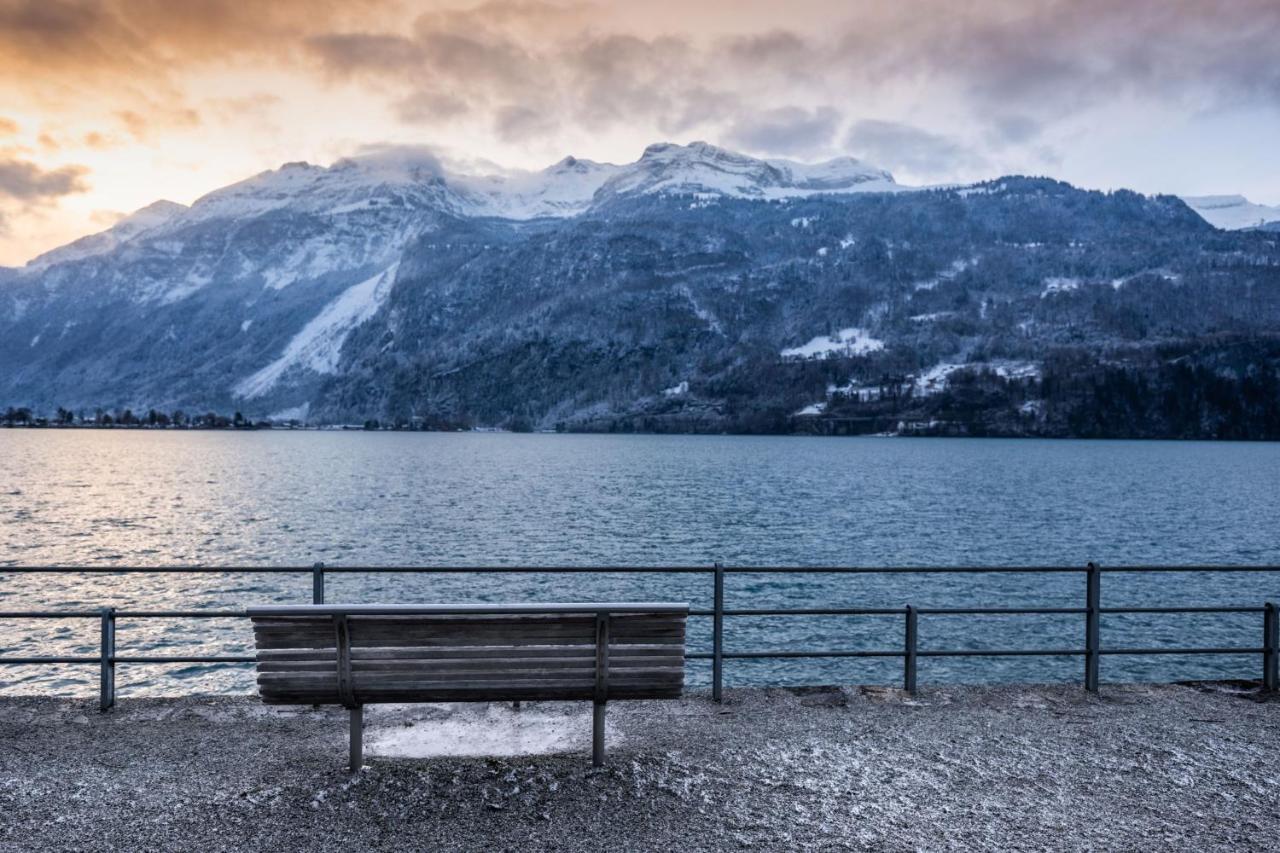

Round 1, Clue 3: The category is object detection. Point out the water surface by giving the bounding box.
[2,430,1278,695]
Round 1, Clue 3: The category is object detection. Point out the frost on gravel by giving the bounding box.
[365,702,614,758]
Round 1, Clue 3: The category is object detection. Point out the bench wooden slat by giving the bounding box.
[256,666,686,686]
[259,685,682,704]
[255,643,682,662]
[259,655,685,673]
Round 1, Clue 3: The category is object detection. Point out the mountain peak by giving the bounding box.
[26,198,188,270]
[598,141,899,202]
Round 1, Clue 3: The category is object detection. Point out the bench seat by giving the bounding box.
[248,603,688,769]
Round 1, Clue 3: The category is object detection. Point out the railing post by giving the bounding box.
[312,562,325,605]
[99,607,116,711]
[1264,601,1278,693]
[904,605,918,694]
[1084,562,1101,693]
[712,562,724,703]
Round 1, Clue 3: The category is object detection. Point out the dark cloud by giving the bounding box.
[305,32,422,77]
[725,106,841,158]
[0,0,392,130]
[987,115,1043,146]
[655,87,741,136]
[395,92,470,124]
[832,0,1280,115]
[0,156,89,201]
[845,120,986,178]
[493,105,557,143]
[725,30,809,66]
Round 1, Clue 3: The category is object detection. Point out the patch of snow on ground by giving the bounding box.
[365,702,613,758]
[1041,277,1080,298]
[817,246,828,256]
[839,235,856,249]
[663,381,689,396]
[267,403,310,422]
[914,257,974,291]
[914,360,1041,395]
[782,327,885,359]
[234,263,398,399]
[240,319,253,332]
[794,402,826,416]
[909,312,954,323]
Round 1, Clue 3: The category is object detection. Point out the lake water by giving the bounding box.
[2,430,1279,696]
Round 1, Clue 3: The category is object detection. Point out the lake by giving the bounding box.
[2,430,1279,696]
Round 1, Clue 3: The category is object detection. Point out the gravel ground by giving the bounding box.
[1,682,1277,851]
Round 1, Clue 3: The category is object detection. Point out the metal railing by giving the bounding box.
[1,563,1278,710]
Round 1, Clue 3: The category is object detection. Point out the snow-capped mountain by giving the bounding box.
[593,141,898,203]
[1,142,906,413]
[3,143,1278,438]
[452,156,619,218]
[28,200,188,270]
[1180,194,1280,230]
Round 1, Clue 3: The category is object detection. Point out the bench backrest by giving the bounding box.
[247,603,687,706]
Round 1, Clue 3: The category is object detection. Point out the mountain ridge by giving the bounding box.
[2,145,1279,439]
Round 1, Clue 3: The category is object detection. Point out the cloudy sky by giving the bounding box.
[1,0,1278,266]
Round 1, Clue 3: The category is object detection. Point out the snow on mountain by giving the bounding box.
[594,141,900,202]
[453,156,620,219]
[233,262,400,399]
[452,143,902,217]
[27,200,187,269]
[24,143,904,277]
[1181,194,1280,230]
[781,328,886,359]
[185,152,459,224]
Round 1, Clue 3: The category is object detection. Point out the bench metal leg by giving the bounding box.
[349,705,363,771]
[592,700,605,767]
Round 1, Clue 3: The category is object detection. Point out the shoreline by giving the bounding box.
[4,423,1280,442]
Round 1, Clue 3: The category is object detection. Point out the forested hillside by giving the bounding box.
[3,143,1279,439]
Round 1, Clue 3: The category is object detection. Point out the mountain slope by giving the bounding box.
[1181,194,1280,230]
[314,177,1280,436]
[3,145,1279,438]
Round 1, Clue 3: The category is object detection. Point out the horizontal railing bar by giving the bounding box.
[721,649,904,659]
[6,647,1264,666]
[5,605,1267,620]
[113,656,256,664]
[715,607,908,616]
[0,657,101,664]
[114,611,249,618]
[1100,606,1265,614]
[0,566,715,574]
[915,607,1086,615]
[4,564,1277,574]
[919,649,1085,657]
[1099,647,1265,655]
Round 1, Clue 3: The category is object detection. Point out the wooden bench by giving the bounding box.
[247,603,688,769]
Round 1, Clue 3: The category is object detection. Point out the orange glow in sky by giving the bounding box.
[2,0,1278,266]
